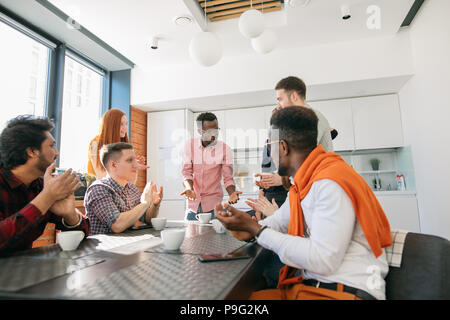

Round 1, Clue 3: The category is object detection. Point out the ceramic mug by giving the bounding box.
[195,212,211,224]
[160,229,186,250]
[151,217,167,231]
[56,231,84,251]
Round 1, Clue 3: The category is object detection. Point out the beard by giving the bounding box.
[37,153,55,174]
[277,162,290,177]
[201,134,217,146]
[273,153,290,177]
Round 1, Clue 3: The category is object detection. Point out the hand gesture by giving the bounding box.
[245,190,279,217]
[215,202,260,242]
[50,193,76,219]
[254,173,283,189]
[228,191,242,204]
[141,181,154,207]
[180,189,196,201]
[152,184,163,207]
[43,163,81,202]
[136,155,150,171]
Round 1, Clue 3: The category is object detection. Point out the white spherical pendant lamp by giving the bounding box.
[239,9,264,39]
[251,29,277,54]
[189,32,222,67]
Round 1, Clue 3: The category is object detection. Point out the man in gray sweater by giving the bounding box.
[253,76,334,192]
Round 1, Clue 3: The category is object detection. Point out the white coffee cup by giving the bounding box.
[151,217,167,231]
[195,212,211,224]
[160,229,186,250]
[56,231,84,251]
[211,219,227,234]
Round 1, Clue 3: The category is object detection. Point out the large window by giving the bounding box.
[58,55,103,173]
[0,20,50,130]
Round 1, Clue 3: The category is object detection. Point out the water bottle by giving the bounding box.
[396,174,406,191]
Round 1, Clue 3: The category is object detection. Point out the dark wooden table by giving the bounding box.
[0,221,271,300]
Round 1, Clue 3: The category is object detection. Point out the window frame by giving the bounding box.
[0,10,112,167]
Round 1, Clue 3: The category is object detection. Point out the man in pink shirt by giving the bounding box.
[181,112,241,221]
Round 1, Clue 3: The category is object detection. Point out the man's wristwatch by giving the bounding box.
[245,225,269,243]
[255,225,268,240]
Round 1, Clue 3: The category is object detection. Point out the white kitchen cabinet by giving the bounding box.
[263,105,276,130]
[157,200,186,220]
[309,99,355,151]
[376,195,420,232]
[147,109,193,200]
[224,107,268,149]
[224,107,267,131]
[351,95,404,150]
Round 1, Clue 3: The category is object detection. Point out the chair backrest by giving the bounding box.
[385,232,450,300]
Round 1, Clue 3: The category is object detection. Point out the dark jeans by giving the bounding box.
[262,251,285,288]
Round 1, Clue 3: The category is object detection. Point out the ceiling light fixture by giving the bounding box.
[238,1,265,39]
[150,36,159,50]
[251,29,277,54]
[189,0,222,67]
[341,4,351,20]
[173,15,193,26]
[250,2,276,54]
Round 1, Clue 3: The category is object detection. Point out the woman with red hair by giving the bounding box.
[87,109,147,179]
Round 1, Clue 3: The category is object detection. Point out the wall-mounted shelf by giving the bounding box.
[358,170,397,175]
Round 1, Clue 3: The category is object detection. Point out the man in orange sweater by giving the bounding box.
[216,106,392,300]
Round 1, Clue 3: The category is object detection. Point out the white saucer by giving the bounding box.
[193,221,213,226]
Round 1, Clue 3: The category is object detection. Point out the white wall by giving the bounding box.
[398,0,450,240]
[131,32,414,106]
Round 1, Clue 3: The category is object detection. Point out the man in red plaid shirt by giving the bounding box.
[0,115,90,255]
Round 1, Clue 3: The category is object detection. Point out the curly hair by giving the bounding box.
[0,115,54,169]
[270,106,318,153]
[196,112,217,129]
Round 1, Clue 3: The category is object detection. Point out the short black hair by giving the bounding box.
[196,112,217,129]
[99,142,134,169]
[270,106,318,152]
[275,76,307,100]
[0,115,54,170]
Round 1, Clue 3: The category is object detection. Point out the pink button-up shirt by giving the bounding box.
[181,138,235,213]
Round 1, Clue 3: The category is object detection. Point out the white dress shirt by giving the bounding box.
[257,179,389,300]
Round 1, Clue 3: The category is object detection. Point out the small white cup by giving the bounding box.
[211,219,227,234]
[56,231,84,251]
[195,212,211,224]
[151,217,167,231]
[161,229,186,250]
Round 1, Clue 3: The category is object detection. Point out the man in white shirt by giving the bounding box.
[216,106,392,300]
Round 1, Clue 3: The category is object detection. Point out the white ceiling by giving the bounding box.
[47,0,416,70]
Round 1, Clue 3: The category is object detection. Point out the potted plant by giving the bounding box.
[370,158,380,171]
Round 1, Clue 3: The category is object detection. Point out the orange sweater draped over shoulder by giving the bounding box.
[278,145,392,288]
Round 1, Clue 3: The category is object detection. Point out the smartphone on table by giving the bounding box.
[198,251,251,263]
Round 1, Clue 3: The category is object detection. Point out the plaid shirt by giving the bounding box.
[0,168,90,255]
[84,176,142,235]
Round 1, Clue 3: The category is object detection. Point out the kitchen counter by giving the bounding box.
[373,190,416,196]
[232,190,417,198]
